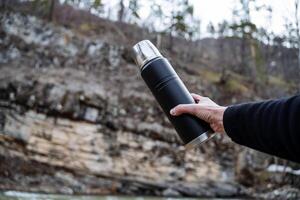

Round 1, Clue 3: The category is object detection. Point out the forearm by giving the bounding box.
[224,95,300,162]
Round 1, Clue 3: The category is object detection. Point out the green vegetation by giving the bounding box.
[199,69,249,94]
[199,70,221,83]
[5,0,298,93]
[224,78,249,94]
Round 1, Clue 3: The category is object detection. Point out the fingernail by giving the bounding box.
[170,109,176,115]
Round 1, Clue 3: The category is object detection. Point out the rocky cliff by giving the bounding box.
[0,11,299,198]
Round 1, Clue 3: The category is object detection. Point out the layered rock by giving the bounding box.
[0,11,299,198]
[0,11,244,197]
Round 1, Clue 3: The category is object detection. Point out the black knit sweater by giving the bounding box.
[224,95,300,163]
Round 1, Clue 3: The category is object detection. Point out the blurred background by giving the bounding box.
[0,0,300,199]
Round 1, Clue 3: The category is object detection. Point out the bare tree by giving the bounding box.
[48,0,55,21]
[283,0,300,86]
[230,0,271,88]
[118,0,125,22]
[294,0,300,82]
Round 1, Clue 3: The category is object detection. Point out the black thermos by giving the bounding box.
[132,40,215,149]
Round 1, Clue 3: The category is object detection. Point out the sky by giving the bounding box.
[190,0,294,35]
[100,0,296,37]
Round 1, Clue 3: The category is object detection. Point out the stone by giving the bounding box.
[0,112,5,130]
[58,186,74,195]
[55,171,81,187]
[159,155,173,165]
[3,115,31,142]
[162,188,181,197]
[84,107,99,122]
[213,182,239,197]
[51,129,69,145]
[87,41,104,56]
[259,186,300,199]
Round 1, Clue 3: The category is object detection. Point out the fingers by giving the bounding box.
[170,103,211,123]
[192,94,218,106]
[191,93,203,102]
[170,104,198,116]
[191,93,211,104]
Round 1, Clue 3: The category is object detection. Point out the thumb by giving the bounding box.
[170,104,198,116]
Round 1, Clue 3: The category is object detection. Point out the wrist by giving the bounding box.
[213,106,227,134]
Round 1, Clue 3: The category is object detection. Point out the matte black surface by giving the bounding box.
[141,57,211,144]
[224,95,300,163]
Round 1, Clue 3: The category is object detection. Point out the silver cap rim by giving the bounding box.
[132,40,162,68]
[184,130,216,150]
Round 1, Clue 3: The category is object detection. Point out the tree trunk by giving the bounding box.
[295,0,300,90]
[48,0,55,22]
[118,0,125,22]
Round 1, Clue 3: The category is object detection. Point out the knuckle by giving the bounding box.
[203,97,209,100]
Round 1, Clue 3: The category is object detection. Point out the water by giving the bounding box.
[0,191,228,200]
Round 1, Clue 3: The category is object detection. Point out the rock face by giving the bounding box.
[0,11,299,198]
[0,11,242,197]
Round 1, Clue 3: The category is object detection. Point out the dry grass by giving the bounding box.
[268,76,289,89]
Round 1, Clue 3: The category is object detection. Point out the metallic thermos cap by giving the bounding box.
[132,40,162,68]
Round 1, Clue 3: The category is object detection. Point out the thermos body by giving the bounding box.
[133,40,215,149]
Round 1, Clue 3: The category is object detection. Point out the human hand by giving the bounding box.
[170,93,227,134]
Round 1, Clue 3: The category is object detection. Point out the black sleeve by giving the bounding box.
[223,95,300,163]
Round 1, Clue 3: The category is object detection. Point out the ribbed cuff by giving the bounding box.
[223,105,244,144]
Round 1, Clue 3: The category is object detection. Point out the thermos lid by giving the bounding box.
[132,40,162,68]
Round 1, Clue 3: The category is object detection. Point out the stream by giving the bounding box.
[0,191,232,200]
